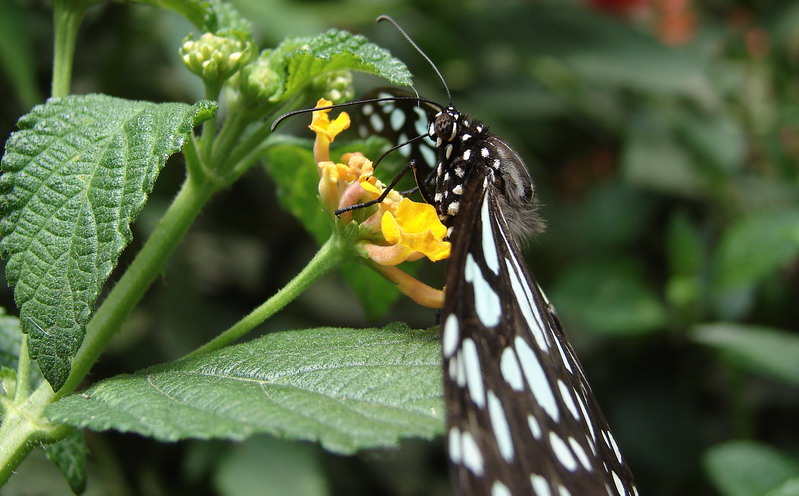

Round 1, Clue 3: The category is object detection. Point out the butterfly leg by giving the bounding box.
[335,159,418,215]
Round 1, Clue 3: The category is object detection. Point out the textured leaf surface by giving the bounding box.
[269,29,411,101]
[692,323,799,386]
[0,94,214,390]
[704,441,799,496]
[41,429,89,495]
[47,324,444,453]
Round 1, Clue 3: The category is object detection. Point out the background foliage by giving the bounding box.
[1,0,798,494]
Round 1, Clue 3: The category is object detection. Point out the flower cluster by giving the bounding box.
[309,98,449,307]
[179,32,255,85]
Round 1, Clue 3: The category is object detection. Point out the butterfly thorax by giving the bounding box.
[429,108,491,228]
[428,107,542,242]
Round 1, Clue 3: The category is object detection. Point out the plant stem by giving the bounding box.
[0,384,55,485]
[13,336,30,402]
[184,235,348,359]
[55,176,217,399]
[51,0,87,98]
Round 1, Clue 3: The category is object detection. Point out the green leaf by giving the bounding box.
[713,210,799,289]
[0,307,22,370]
[692,323,799,386]
[0,307,43,389]
[767,477,799,496]
[665,212,704,313]
[41,429,89,495]
[46,324,444,454]
[0,94,215,390]
[550,259,666,336]
[703,441,799,496]
[269,29,412,102]
[132,0,252,35]
[621,112,707,197]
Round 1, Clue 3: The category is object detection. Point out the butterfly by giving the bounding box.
[355,16,639,496]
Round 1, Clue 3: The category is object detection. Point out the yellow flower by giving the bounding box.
[304,96,448,309]
[309,98,350,163]
[380,198,451,262]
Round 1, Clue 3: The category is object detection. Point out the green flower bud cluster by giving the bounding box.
[233,51,283,105]
[310,70,354,104]
[180,33,255,85]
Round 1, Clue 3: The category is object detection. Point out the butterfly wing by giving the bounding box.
[355,89,439,198]
[441,174,637,496]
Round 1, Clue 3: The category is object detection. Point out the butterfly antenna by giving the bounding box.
[376,15,452,105]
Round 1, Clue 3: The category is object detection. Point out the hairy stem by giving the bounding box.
[184,234,349,359]
[51,1,87,98]
[55,176,217,399]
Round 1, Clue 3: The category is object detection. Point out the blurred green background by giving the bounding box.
[2,0,799,494]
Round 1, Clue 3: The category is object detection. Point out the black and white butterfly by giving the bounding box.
[273,16,638,496]
[358,17,639,496]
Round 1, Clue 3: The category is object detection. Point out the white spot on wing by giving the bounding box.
[448,354,458,380]
[488,390,514,461]
[390,107,405,130]
[448,427,461,463]
[442,314,459,358]
[505,258,549,350]
[463,149,471,161]
[415,107,429,135]
[612,471,626,495]
[569,436,593,471]
[369,112,384,132]
[549,431,578,471]
[515,336,559,420]
[420,146,436,167]
[530,474,551,496]
[500,347,524,391]
[465,254,501,328]
[492,480,511,496]
[462,337,485,408]
[462,430,484,476]
[555,338,573,374]
[557,380,580,420]
[481,195,500,274]
[575,393,595,440]
[527,414,542,439]
[607,431,623,463]
[456,349,466,386]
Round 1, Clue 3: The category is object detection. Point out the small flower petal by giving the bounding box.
[381,198,451,262]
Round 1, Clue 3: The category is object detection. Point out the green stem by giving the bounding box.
[210,110,251,173]
[184,235,348,359]
[0,176,218,484]
[13,336,30,402]
[55,176,217,399]
[0,384,55,485]
[51,0,88,97]
[198,83,221,164]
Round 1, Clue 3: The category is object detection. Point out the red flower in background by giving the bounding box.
[585,0,697,45]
